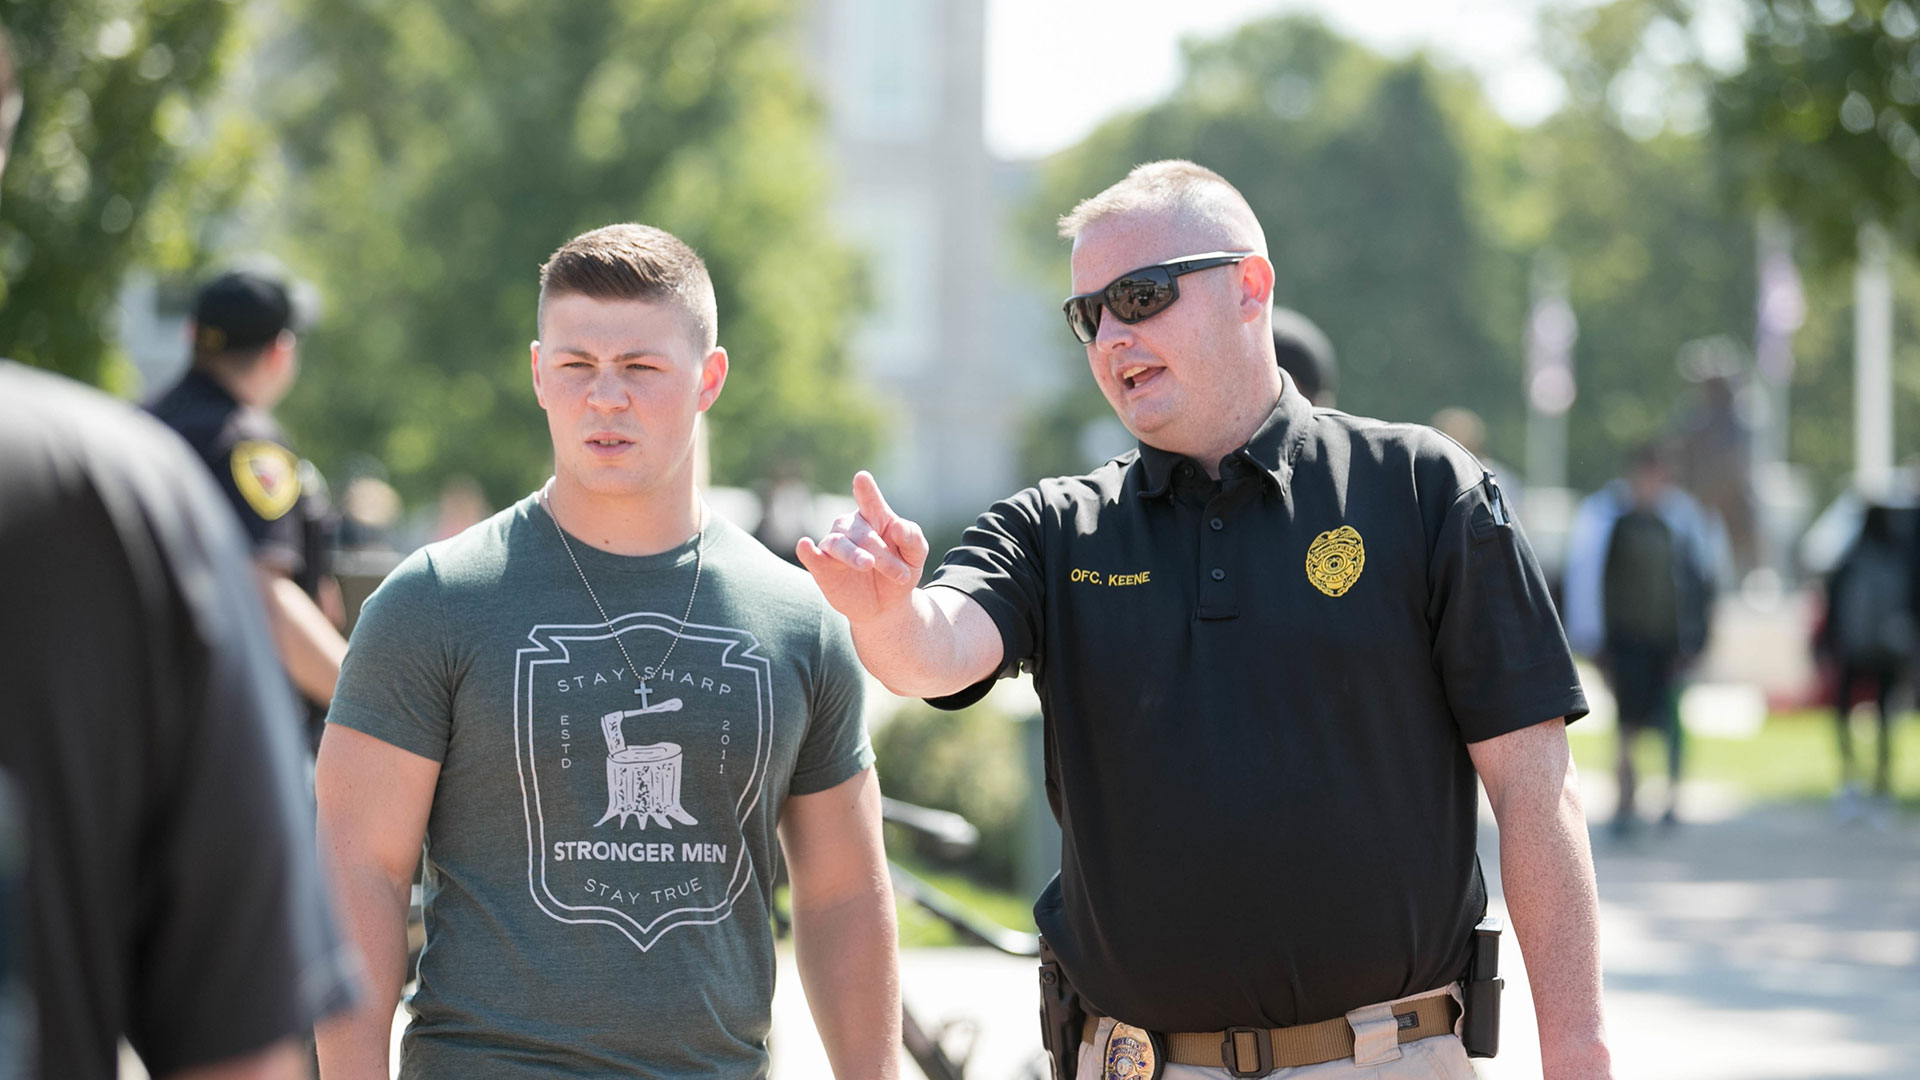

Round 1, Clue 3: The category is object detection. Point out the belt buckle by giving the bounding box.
[1220,1026,1273,1079]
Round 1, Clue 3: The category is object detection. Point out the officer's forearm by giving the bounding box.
[255,565,347,704]
[1478,723,1613,1079]
[846,587,1000,699]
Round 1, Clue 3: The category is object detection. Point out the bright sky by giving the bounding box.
[984,0,1578,160]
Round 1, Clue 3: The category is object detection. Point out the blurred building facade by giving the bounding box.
[801,0,1058,527]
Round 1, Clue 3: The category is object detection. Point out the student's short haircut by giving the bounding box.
[1056,160,1267,255]
[538,224,718,351]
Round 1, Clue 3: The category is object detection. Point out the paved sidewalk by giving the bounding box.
[772,782,1920,1080]
[1491,796,1920,1079]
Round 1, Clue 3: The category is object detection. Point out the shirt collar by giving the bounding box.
[181,367,239,407]
[1134,375,1313,499]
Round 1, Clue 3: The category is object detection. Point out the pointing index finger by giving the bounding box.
[851,471,897,535]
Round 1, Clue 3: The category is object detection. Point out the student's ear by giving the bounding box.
[697,347,728,412]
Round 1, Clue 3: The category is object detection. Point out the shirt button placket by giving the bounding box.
[1198,499,1237,618]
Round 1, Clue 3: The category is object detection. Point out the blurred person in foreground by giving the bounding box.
[313,224,896,1079]
[0,30,357,1078]
[1563,445,1721,835]
[1270,304,1337,407]
[1816,503,1914,826]
[147,270,347,751]
[800,161,1611,1079]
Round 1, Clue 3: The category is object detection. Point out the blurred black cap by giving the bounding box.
[1271,306,1337,405]
[192,270,304,354]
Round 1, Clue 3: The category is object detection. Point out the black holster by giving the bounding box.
[1462,915,1504,1058]
[1037,936,1086,1080]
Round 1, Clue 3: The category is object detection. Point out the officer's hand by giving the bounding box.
[796,471,930,623]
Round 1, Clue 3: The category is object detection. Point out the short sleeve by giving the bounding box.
[218,436,304,572]
[789,610,875,796]
[325,549,455,762]
[921,489,1048,710]
[1428,476,1589,742]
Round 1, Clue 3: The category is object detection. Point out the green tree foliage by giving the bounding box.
[265,0,877,505]
[0,0,258,387]
[1715,0,1920,261]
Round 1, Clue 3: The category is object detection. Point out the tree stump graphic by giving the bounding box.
[594,700,699,829]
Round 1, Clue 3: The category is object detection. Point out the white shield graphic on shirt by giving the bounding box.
[514,615,772,951]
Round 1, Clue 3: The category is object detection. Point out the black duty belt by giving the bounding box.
[1082,988,1458,1077]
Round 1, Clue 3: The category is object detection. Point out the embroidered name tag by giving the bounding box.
[1069,568,1152,587]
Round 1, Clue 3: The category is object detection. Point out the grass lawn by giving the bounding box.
[890,852,1037,949]
[1567,708,1920,809]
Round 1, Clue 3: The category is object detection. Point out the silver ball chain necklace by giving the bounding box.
[539,480,703,702]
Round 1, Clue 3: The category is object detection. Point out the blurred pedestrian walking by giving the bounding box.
[1564,444,1724,834]
[1816,503,1914,825]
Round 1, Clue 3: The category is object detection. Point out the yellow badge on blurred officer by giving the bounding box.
[230,439,301,521]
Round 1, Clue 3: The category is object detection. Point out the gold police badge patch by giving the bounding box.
[230,439,301,521]
[1305,525,1366,597]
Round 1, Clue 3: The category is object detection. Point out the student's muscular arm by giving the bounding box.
[795,472,1002,698]
[1470,718,1614,1080]
[314,726,441,1080]
[780,768,899,1080]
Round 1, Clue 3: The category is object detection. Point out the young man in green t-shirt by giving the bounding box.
[314,224,898,1079]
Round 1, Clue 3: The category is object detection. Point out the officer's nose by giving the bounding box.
[1092,305,1134,353]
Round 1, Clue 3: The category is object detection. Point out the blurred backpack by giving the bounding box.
[1831,514,1916,669]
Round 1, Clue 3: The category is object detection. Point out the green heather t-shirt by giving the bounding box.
[327,494,872,1079]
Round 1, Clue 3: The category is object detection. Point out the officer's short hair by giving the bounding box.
[538,224,718,352]
[1056,160,1267,256]
[0,26,22,156]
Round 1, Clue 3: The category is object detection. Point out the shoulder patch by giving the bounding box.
[230,439,301,521]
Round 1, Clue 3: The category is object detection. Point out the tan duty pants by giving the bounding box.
[1074,986,1476,1080]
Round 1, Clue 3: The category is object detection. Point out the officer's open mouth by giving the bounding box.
[1120,364,1159,390]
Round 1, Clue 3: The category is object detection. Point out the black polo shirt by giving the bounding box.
[148,369,332,598]
[926,383,1586,1032]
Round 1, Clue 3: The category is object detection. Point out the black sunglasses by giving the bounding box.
[1061,251,1253,344]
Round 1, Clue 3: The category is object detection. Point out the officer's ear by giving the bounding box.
[1236,255,1276,324]
[266,330,298,380]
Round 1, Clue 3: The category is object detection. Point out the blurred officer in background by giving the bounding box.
[148,271,346,749]
[1270,304,1337,407]
[0,26,356,1079]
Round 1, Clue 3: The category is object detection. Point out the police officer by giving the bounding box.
[149,271,346,748]
[800,161,1613,1079]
